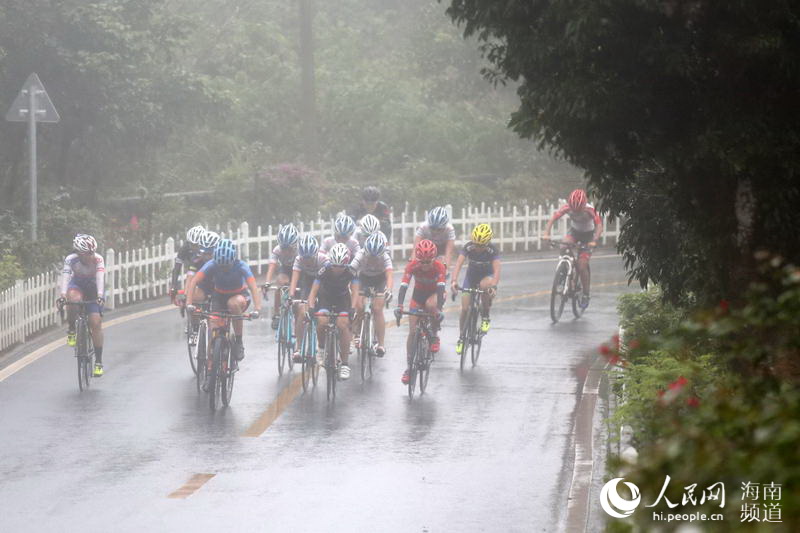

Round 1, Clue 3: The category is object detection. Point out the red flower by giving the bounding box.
[668,376,688,391]
[719,299,730,313]
[599,344,611,356]
[612,334,620,349]
[686,396,700,408]
[609,355,621,365]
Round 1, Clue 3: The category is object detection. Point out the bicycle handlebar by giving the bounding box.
[195,311,254,320]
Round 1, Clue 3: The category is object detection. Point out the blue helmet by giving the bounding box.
[427,206,449,229]
[214,239,237,265]
[278,223,299,247]
[298,234,319,257]
[364,232,386,256]
[334,215,356,237]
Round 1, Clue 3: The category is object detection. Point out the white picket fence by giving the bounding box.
[0,201,620,353]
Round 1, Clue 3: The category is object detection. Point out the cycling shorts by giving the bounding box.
[410,287,436,310]
[358,273,386,293]
[314,292,350,317]
[210,290,251,313]
[463,267,492,289]
[67,278,102,314]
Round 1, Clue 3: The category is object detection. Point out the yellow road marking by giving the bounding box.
[0,304,174,383]
[240,280,630,438]
[167,473,216,499]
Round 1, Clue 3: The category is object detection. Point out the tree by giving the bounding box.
[445,0,800,303]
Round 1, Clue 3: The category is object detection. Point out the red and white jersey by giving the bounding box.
[321,236,360,260]
[552,203,602,233]
[60,253,105,295]
[268,245,297,269]
[415,222,455,253]
[350,249,393,277]
[292,252,328,276]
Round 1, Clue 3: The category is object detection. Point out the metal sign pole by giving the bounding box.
[28,88,38,241]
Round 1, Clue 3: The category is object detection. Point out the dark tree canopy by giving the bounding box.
[446,0,800,302]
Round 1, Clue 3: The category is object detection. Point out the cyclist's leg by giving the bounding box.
[406,314,418,364]
[65,287,83,332]
[227,293,250,359]
[336,313,351,365]
[373,292,386,348]
[479,275,495,313]
[577,246,591,295]
[191,285,207,331]
[88,312,104,361]
[424,292,441,352]
[315,312,329,350]
[352,288,365,342]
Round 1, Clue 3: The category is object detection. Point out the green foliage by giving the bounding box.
[444,0,800,303]
[0,254,24,291]
[607,259,800,529]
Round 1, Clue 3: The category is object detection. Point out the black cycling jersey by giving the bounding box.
[351,201,392,239]
[314,263,357,302]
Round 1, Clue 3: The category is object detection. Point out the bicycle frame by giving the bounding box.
[58,300,98,391]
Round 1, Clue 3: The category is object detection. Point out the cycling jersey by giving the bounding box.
[400,259,446,293]
[351,201,392,239]
[350,249,393,277]
[551,203,602,233]
[460,242,500,269]
[313,262,358,312]
[415,222,456,254]
[321,236,360,259]
[269,245,297,275]
[172,242,207,289]
[194,260,255,294]
[293,252,328,276]
[61,253,105,297]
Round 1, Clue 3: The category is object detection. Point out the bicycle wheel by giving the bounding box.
[86,333,95,387]
[209,336,223,410]
[187,312,198,376]
[571,263,590,318]
[461,306,476,371]
[418,334,431,394]
[286,307,295,372]
[471,331,483,367]
[407,331,420,399]
[75,319,89,391]
[360,312,371,382]
[325,328,337,401]
[195,321,207,393]
[221,340,235,406]
[550,263,569,323]
[301,326,312,392]
[277,314,287,376]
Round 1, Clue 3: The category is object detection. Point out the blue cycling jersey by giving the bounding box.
[196,259,255,294]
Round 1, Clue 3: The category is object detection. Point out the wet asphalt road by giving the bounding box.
[0,252,632,533]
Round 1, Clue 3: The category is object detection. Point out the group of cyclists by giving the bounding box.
[56,186,602,385]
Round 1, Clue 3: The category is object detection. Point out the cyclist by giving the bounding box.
[58,234,106,377]
[266,223,299,330]
[322,214,360,260]
[185,239,262,361]
[350,186,392,241]
[307,243,359,380]
[289,234,328,362]
[451,224,501,355]
[350,232,393,357]
[170,225,205,305]
[180,230,220,340]
[354,214,381,248]
[412,206,455,276]
[394,239,446,385]
[542,189,602,309]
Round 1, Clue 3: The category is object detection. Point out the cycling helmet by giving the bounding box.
[427,206,449,229]
[471,224,493,245]
[362,186,380,202]
[359,214,381,236]
[214,239,237,265]
[334,215,356,238]
[199,230,220,250]
[415,239,437,261]
[186,225,206,245]
[328,243,350,265]
[277,223,299,247]
[364,232,387,256]
[73,234,97,253]
[568,189,588,211]
[298,234,319,257]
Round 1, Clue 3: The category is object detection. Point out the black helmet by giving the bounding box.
[362,186,380,202]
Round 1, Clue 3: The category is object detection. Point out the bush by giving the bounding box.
[0,254,24,291]
[605,258,800,530]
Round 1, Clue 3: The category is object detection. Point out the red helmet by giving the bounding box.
[415,239,438,261]
[568,189,588,210]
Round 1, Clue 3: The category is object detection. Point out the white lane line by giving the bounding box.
[0,304,174,383]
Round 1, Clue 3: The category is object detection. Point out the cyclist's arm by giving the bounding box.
[491,258,502,286]
[95,254,106,299]
[307,280,320,310]
[436,265,446,309]
[60,258,73,297]
[246,275,262,312]
[397,262,413,306]
[591,208,603,243]
[384,268,394,293]
[170,258,183,291]
[411,234,422,260]
[451,252,466,286]
[443,239,454,271]
[349,279,360,309]
[543,205,568,237]
[289,269,300,297]
[265,262,277,284]
[185,271,203,307]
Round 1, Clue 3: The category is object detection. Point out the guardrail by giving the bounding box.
[0,201,620,353]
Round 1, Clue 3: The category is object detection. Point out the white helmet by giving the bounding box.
[186,225,206,244]
[359,214,381,236]
[278,223,299,247]
[73,234,97,253]
[328,243,350,265]
[334,215,356,238]
[427,206,449,229]
[199,230,220,249]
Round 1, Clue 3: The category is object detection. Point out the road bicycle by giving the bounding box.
[299,308,319,392]
[196,309,253,410]
[396,310,437,399]
[452,285,489,370]
[356,286,386,382]
[317,311,345,401]
[57,300,97,391]
[178,291,212,382]
[549,240,591,323]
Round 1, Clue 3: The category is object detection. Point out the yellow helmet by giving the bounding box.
[471,224,493,245]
